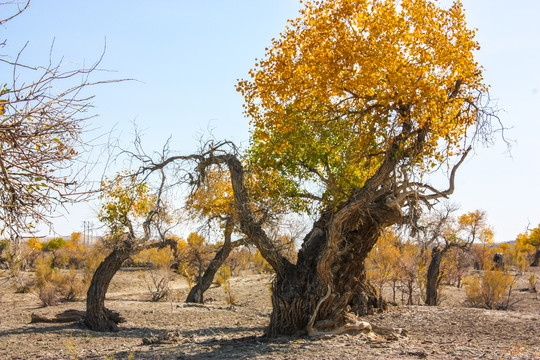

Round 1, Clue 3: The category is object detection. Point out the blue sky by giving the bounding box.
[2,0,539,242]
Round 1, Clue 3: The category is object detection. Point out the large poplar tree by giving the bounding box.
[235,0,493,336]
[134,0,495,337]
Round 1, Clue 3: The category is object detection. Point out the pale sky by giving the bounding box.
[2,1,539,242]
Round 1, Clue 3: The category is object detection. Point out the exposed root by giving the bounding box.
[306,284,332,336]
[307,305,405,339]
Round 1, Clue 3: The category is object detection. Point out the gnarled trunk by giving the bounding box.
[266,202,399,337]
[85,247,132,332]
[531,248,540,267]
[186,220,234,303]
[425,247,442,306]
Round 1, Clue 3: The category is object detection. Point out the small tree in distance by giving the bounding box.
[423,207,491,306]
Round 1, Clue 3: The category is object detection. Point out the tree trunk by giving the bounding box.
[266,202,399,337]
[425,247,442,306]
[531,248,540,267]
[186,220,234,303]
[85,247,132,332]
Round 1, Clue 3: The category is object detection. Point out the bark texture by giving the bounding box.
[85,246,132,332]
[531,248,540,267]
[186,220,235,303]
[266,202,400,336]
[425,247,442,306]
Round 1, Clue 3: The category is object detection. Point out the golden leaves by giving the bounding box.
[237,0,486,210]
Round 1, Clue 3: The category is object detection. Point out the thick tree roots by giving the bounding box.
[83,308,126,332]
[305,285,405,339]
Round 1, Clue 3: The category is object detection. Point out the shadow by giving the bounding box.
[0,320,267,342]
[112,332,303,360]
[0,322,171,341]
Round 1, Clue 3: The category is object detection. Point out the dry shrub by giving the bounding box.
[34,257,88,306]
[134,247,175,302]
[215,265,231,287]
[529,274,537,293]
[38,282,58,306]
[214,265,236,304]
[464,269,515,309]
[223,281,237,305]
[251,250,273,274]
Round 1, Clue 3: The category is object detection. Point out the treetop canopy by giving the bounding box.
[238,0,487,211]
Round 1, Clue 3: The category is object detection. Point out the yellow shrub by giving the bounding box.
[464,269,515,309]
[215,265,231,287]
[252,250,273,274]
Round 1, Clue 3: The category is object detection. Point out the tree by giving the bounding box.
[516,224,540,267]
[184,165,242,303]
[85,171,176,331]
[235,0,493,336]
[0,2,124,273]
[135,0,494,337]
[422,207,489,306]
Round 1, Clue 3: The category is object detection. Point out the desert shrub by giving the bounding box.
[38,282,59,306]
[81,247,105,286]
[464,269,515,309]
[215,265,231,287]
[34,256,88,305]
[59,267,86,301]
[44,233,90,269]
[216,265,236,305]
[251,250,273,274]
[529,274,537,293]
[134,247,175,301]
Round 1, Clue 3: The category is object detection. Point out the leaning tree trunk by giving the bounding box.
[531,248,540,267]
[266,201,401,337]
[217,145,419,337]
[425,247,442,306]
[85,246,132,331]
[186,220,234,303]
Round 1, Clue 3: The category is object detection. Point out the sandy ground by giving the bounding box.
[1,268,539,359]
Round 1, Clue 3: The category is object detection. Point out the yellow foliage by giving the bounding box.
[98,171,153,235]
[239,0,486,210]
[367,230,401,295]
[464,269,515,309]
[186,166,235,220]
[133,247,173,269]
[27,237,42,251]
[215,265,232,287]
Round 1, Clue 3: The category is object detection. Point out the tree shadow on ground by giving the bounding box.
[113,332,306,360]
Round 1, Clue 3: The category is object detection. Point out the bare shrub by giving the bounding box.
[134,247,175,302]
[464,269,516,309]
[58,267,86,301]
[38,281,58,306]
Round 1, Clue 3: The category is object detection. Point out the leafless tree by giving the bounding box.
[0,2,125,260]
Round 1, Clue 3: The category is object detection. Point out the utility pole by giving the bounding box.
[83,221,89,246]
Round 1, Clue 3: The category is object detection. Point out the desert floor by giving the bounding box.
[1,268,539,359]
